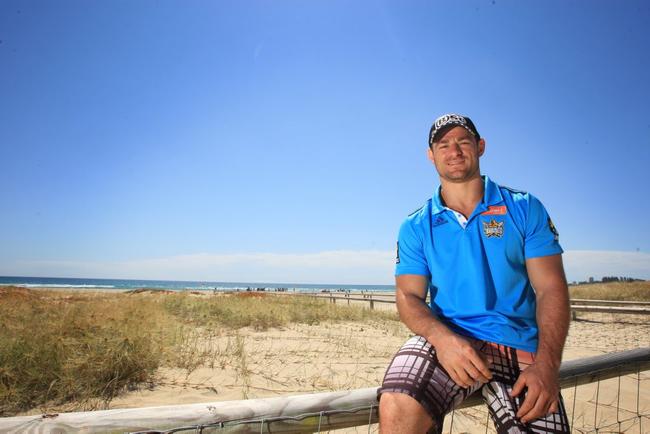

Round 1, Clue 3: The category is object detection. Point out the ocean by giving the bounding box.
[0,276,395,293]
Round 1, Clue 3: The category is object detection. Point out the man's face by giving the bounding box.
[427,126,485,183]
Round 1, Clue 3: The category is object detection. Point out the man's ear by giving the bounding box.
[478,138,486,157]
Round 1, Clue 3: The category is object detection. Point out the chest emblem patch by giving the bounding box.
[482,219,504,238]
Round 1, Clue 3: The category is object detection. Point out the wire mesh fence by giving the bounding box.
[120,371,650,434]
[2,348,646,433]
[124,365,649,434]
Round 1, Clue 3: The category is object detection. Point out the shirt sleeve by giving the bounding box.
[524,194,564,259]
[395,218,431,276]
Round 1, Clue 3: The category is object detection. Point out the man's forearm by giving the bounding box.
[535,286,570,368]
[526,254,571,368]
[395,283,493,388]
[396,290,454,347]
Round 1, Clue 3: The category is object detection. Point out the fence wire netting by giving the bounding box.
[130,368,649,434]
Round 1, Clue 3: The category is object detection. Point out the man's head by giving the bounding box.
[427,113,485,183]
[428,113,480,149]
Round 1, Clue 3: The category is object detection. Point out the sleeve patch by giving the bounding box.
[548,217,559,241]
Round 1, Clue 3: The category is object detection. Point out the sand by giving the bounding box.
[111,295,649,433]
[13,290,650,433]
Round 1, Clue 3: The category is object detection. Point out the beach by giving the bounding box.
[3,286,649,433]
[112,309,650,433]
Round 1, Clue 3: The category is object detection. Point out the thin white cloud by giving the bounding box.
[562,250,650,282]
[5,250,396,285]
[3,250,648,285]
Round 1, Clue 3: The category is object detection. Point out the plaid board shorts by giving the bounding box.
[378,335,570,434]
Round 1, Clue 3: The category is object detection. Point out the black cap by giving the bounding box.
[428,113,480,147]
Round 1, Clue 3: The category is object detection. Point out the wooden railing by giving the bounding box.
[291,292,650,315]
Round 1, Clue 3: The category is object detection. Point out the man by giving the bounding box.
[378,114,571,434]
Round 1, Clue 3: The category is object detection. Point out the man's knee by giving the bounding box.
[379,392,434,434]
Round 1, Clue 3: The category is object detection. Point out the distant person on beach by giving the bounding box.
[378,114,570,434]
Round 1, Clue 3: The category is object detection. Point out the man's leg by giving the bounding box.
[379,392,435,434]
[479,343,570,434]
[378,336,480,434]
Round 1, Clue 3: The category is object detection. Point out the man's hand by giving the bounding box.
[511,361,560,423]
[433,331,492,388]
[395,275,493,389]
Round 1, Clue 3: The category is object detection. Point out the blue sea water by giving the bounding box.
[0,276,395,293]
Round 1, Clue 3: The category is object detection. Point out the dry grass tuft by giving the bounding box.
[569,281,650,301]
[0,288,171,415]
[162,292,398,330]
[0,285,42,302]
[234,292,267,298]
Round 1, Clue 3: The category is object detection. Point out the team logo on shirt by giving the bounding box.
[395,241,400,264]
[548,217,559,241]
[482,219,504,238]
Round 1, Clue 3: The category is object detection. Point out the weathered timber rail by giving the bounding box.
[570,305,650,315]
[1,347,648,434]
[570,298,650,306]
[283,292,650,315]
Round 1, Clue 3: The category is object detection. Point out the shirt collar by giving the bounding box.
[431,175,504,215]
[431,186,446,215]
[482,175,504,207]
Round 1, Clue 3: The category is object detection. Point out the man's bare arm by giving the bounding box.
[396,274,492,388]
[511,254,570,423]
[395,274,445,340]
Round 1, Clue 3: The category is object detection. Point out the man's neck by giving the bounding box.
[439,175,484,219]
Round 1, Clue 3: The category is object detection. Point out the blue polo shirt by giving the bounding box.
[395,176,563,352]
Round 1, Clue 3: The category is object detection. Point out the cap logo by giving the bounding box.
[434,114,468,131]
[429,113,479,146]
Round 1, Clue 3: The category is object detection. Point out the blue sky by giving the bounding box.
[1,0,649,284]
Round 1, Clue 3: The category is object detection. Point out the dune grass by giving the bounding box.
[163,292,398,330]
[0,287,397,416]
[569,280,650,301]
[0,287,170,415]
